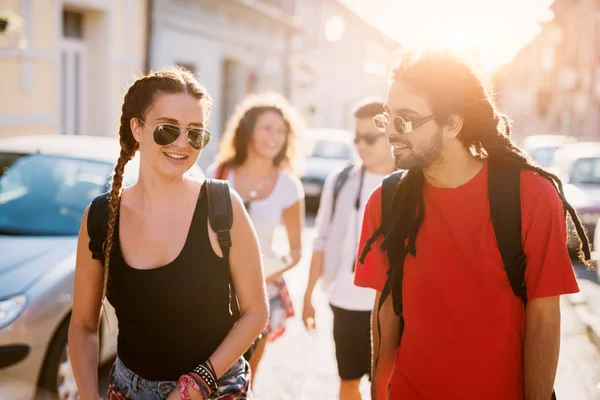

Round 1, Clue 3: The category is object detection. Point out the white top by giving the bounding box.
[313,165,385,311]
[206,163,304,298]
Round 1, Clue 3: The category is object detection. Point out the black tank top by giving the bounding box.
[106,183,235,381]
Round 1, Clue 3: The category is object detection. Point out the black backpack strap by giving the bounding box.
[381,170,405,317]
[205,179,240,318]
[87,192,110,262]
[373,170,406,366]
[487,158,528,303]
[381,170,404,236]
[330,163,355,220]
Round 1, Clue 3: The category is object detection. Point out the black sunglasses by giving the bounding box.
[354,133,382,145]
[373,113,435,135]
[138,119,211,150]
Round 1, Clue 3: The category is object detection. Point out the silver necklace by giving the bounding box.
[242,171,275,199]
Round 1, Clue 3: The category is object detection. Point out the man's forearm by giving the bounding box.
[523,297,561,400]
[372,291,400,400]
[304,251,324,299]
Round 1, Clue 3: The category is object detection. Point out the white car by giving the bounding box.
[521,134,577,168]
[298,128,356,208]
[0,134,203,400]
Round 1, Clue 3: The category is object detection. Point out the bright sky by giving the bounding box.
[341,0,555,72]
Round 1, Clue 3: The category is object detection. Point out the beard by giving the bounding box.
[394,127,443,170]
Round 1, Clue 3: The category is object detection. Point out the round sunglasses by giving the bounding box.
[373,113,435,135]
[138,118,211,150]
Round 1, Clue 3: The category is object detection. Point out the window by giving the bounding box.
[63,10,84,39]
[0,154,112,235]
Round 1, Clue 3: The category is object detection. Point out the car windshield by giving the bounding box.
[0,153,113,236]
[570,157,600,184]
[529,146,560,168]
[309,140,353,160]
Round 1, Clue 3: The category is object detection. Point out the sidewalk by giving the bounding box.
[556,295,600,399]
[252,221,371,399]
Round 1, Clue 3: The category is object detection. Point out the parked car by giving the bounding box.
[0,134,204,400]
[521,134,577,168]
[298,128,356,209]
[550,142,600,252]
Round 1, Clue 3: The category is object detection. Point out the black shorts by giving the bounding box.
[330,304,372,381]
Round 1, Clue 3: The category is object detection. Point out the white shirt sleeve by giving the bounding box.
[205,163,219,179]
[281,172,305,209]
[312,170,339,252]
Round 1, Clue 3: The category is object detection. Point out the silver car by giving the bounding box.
[298,128,356,209]
[0,134,204,400]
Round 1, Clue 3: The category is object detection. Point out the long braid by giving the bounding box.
[101,106,139,300]
[101,149,135,298]
[98,66,212,300]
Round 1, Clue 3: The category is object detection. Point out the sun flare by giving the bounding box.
[343,0,555,72]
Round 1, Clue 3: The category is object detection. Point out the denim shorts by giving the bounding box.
[108,356,251,400]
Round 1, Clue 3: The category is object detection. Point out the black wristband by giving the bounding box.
[193,362,218,391]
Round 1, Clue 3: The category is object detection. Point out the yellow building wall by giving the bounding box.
[0,60,56,114]
[0,125,57,138]
[0,0,147,138]
[32,1,57,50]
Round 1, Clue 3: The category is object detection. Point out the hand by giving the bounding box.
[166,387,180,400]
[165,382,206,400]
[188,383,205,400]
[302,297,316,331]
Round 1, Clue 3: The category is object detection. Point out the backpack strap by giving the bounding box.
[215,164,231,180]
[381,170,404,235]
[330,163,355,220]
[373,170,405,366]
[487,158,528,303]
[87,193,111,262]
[205,178,240,318]
[381,170,406,316]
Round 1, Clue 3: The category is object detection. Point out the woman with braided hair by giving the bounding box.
[354,50,590,400]
[68,67,268,400]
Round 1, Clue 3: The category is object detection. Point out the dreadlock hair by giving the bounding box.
[359,50,591,301]
[101,66,212,301]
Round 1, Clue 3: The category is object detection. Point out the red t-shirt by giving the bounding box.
[354,162,579,400]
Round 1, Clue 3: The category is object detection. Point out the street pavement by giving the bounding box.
[97,217,600,399]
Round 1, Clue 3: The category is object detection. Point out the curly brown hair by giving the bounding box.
[215,92,303,173]
[101,66,212,300]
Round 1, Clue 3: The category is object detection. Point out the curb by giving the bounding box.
[567,291,600,349]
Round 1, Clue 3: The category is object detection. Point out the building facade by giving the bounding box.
[291,0,398,131]
[149,0,296,168]
[0,0,148,139]
[496,0,600,141]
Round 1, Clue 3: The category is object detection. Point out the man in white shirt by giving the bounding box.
[302,98,396,400]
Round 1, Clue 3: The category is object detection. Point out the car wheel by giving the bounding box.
[38,318,79,400]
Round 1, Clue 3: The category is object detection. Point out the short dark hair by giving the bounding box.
[352,97,384,119]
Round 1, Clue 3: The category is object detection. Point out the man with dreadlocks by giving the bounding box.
[353,50,591,400]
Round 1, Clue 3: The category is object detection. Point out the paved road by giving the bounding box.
[96,219,600,399]
[253,223,600,400]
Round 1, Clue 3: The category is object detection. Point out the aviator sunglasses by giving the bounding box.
[373,112,435,135]
[138,118,211,150]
